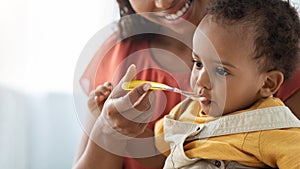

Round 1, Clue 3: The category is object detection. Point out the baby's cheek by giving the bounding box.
[190,72,197,91]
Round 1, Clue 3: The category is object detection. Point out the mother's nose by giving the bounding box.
[154,0,175,9]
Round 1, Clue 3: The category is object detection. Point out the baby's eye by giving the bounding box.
[192,59,203,69]
[216,67,229,76]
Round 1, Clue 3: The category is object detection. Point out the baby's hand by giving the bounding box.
[87,82,113,117]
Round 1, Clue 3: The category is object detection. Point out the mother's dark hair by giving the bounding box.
[116,0,161,41]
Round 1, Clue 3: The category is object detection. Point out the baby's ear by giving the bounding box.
[259,70,284,97]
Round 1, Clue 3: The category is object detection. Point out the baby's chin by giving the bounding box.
[200,102,225,117]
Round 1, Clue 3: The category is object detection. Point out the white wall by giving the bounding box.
[0,87,79,169]
[0,0,118,93]
[0,0,118,168]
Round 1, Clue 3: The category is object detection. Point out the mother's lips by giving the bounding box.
[163,0,192,20]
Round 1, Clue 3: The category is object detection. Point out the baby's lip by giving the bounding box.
[199,97,211,106]
[199,96,208,101]
[199,96,211,102]
[199,94,211,100]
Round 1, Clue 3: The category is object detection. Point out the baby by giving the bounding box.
[155,0,300,168]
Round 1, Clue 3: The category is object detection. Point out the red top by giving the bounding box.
[80,34,191,169]
[275,67,300,102]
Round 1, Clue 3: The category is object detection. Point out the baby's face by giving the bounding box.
[191,15,265,117]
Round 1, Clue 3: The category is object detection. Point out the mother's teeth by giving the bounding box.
[176,10,183,17]
[164,0,191,20]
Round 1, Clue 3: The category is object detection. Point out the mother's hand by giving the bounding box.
[90,65,154,152]
[103,64,153,137]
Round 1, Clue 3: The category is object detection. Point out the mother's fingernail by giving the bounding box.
[143,83,151,91]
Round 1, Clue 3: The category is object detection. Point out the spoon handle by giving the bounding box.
[122,80,173,91]
[122,80,199,99]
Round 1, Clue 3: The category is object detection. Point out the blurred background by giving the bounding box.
[0,0,300,169]
[0,0,118,168]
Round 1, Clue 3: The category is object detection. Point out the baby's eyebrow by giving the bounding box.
[213,60,237,69]
[192,51,237,69]
[192,51,200,58]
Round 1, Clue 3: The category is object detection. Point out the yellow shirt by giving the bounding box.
[155,97,300,168]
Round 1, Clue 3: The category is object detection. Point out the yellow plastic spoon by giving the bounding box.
[122,80,200,99]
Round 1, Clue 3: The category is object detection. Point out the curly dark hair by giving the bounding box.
[115,0,161,41]
[207,0,300,80]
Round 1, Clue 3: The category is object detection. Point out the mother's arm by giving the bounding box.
[73,140,124,169]
[73,65,164,168]
[285,89,300,119]
[277,68,300,119]
[73,82,113,162]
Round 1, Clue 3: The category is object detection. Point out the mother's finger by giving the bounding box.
[132,88,154,112]
[95,85,112,99]
[110,64,137,98]
[132,91,156,123]
[113,83,151,112]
